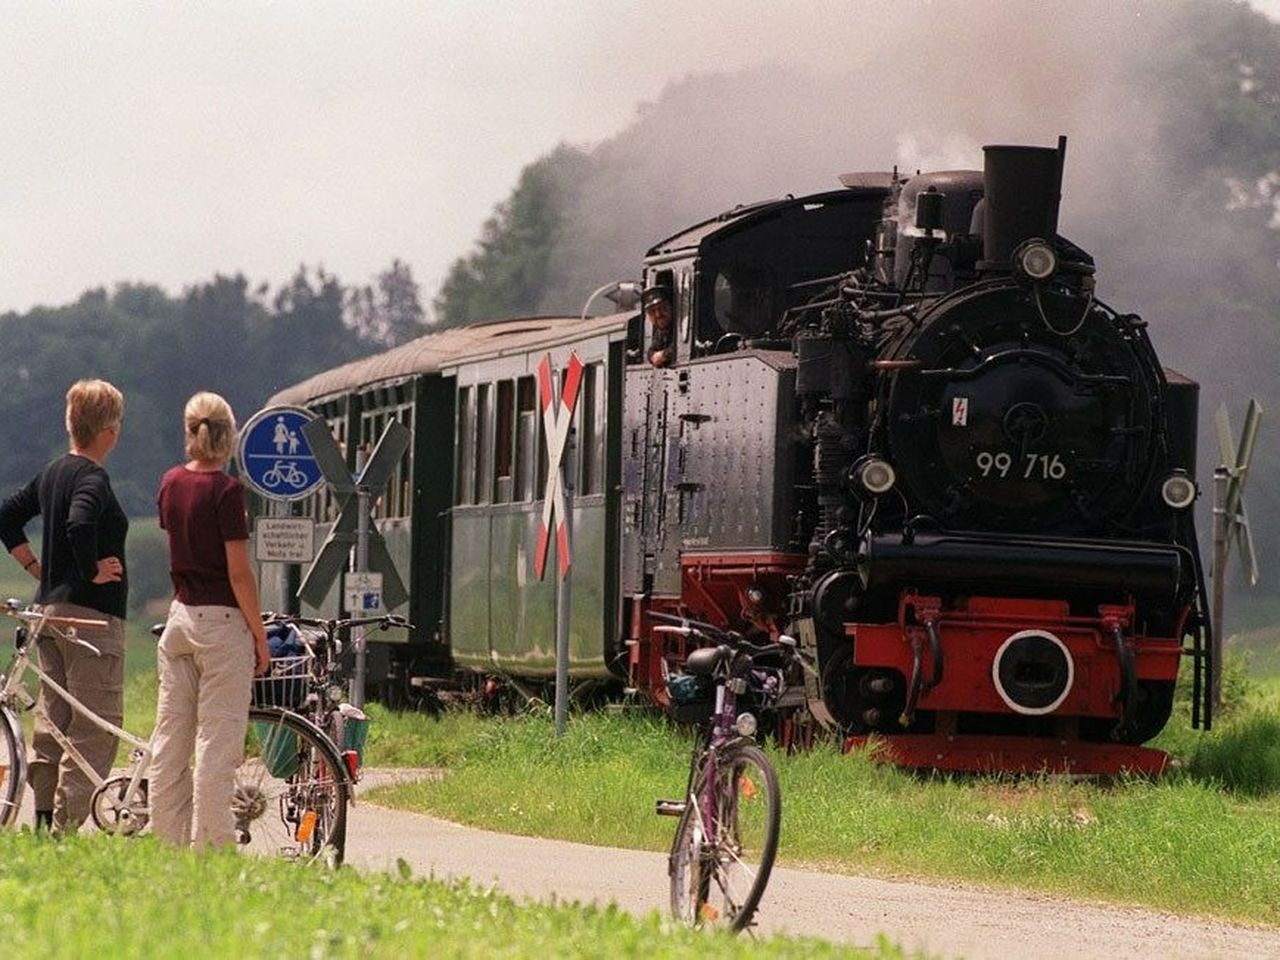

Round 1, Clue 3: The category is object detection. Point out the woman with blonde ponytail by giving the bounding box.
[152,392,270,849]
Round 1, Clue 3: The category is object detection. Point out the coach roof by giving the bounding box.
[267,313,630,407]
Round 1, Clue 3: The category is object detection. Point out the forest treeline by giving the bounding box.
[0,261,425,517]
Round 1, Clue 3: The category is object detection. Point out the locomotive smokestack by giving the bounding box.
[980,136,1066,268]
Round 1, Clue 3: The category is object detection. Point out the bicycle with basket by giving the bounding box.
[654,612,812,933]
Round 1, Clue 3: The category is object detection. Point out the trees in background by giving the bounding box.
[432,144,591,327]
[0,260,420,518]
[347,259,428,346]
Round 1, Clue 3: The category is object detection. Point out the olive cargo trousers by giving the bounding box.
[29,601,126,834]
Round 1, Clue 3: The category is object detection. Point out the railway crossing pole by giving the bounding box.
[555,445,574,739]
[1210,399,1262,712]
[535,351,586,739]
[299,417,411,708]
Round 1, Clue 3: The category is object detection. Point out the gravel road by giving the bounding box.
[349,770,1280,960]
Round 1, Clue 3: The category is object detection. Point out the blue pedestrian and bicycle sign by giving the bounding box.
[238,406,326,501]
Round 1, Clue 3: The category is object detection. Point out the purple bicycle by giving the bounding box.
[655,615,806,933]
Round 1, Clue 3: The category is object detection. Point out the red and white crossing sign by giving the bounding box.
[534,351,584,581]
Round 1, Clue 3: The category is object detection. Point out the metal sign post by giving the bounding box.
[1210,399,1263,712]
[238,407,325,618]
[536,352,584,738]
[298,418,411,708]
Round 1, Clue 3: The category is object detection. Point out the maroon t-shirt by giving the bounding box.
[157,466,250,607]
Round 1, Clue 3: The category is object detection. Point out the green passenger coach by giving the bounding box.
[257,314,631,701]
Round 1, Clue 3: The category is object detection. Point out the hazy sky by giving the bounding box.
[3,0,1278,315]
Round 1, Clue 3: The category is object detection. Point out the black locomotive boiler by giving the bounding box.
[260,138,1209,774]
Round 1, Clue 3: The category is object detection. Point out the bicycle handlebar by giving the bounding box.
[262,611,415,634]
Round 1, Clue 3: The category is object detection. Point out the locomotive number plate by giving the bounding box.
[975,451,1067,480]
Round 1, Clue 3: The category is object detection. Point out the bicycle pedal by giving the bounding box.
[655,799,686,817]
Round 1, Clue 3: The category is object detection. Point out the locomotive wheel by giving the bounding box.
[818,640,870,732]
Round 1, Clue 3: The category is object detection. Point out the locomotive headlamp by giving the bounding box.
[1161,470,1197,510]
[734,712,758,738]
[1014,239,1058,282]
[850,455,896,497]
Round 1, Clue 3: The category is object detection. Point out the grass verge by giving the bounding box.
[366,699,1280,928]
[0,831,898,959]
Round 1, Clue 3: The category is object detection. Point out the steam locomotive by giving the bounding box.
[260,137,1209,774]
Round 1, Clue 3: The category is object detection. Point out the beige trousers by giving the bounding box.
[29,602,125,834]
[150,600,253,849]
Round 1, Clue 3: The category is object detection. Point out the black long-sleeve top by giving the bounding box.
[0,453,129,618]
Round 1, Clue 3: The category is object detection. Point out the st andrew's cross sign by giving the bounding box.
[296,417,411,611]
[535,351,583,581]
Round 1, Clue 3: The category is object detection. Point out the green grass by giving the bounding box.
[366,696,1280,928]
[0,831,899,959]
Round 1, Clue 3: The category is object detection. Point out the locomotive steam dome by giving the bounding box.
[883,284,1162,533]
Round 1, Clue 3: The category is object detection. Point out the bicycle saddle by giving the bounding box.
[683,645,731,677]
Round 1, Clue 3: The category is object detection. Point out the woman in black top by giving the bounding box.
[0,379,127,833]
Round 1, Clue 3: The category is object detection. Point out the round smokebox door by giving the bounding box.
[991,630,1074,715]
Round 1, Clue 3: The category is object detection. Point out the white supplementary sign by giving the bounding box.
[343,571,384,617]
[253,518,316,564]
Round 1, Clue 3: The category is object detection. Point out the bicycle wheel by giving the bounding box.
[669,742,781,932]
[0,705,26,829]
[236,708,349,865]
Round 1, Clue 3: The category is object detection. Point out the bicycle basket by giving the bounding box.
[252,624,314,710]
[666,672,713,725]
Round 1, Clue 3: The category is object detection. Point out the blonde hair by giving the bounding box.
[65,380,124,449]
[184,392,238,463]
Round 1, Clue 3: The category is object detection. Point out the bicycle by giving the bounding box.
[141,613,354,864]
[0,598,351,863]
[0,600,151,834]
[654,614,809,933]
[257,610,414,783]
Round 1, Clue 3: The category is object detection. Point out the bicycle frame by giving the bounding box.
[1,615,152,817]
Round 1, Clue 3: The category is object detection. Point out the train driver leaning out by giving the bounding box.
[642,285,674,367]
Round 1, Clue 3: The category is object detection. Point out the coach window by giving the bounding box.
[578,362,606,496]
[678,268,693,347]
[456,386,475,506]
[476,383,493,505]
[360,406,391,519]
[493,380,515,504]
[514,376,538,502]
[397,405,413,517]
